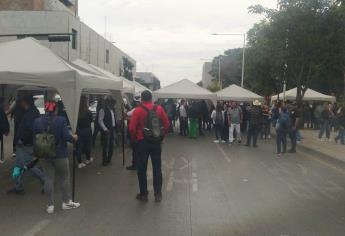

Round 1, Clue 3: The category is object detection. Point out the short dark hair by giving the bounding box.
[22,95,35,107]
[141,90,152,102]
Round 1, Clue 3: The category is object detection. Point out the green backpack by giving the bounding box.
[34,117,56,159]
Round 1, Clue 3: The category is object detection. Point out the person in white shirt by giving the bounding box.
[98,98,116,166]
[179,100,188,136]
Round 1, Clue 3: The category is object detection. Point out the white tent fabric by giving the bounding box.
[153,79,217,102]
[216,84,263,101]
[271,87,336,102]
[133,80,151,95]
[0,38,123,131]
[87,64,135,94]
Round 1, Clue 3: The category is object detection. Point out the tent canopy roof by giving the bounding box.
[153,79,216,101]
[216,84,263,101]
[0,38,123,131]
[271,87,336,102]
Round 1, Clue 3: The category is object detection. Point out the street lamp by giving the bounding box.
[212,33,246,88]
[200,57,222,89]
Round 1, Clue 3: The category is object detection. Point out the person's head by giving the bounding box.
[181,99,185,105]
[141,90,152,102]
[216,103,222,111]
[253,100,262,107]
[79,96,89,115]
[20,95,35,110]
[231,101,237,107]
[279,106,288,114]
[45,101,58,115]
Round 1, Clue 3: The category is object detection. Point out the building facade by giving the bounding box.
[0,0,135,77]
[202,62,214,89]
[135,72,161,91]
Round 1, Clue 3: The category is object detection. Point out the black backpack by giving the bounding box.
[141,105,165,143]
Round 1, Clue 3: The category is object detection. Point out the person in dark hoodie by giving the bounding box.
[8,95,45,195]
[0,97,9,163]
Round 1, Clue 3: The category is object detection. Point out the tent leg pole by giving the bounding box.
[122,107,125,166]
[72,144,76,201]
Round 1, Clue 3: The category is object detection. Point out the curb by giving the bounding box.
[298,143,345,169]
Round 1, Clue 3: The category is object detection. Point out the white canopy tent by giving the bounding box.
[216,84,263,102]
[271,87,336,103]
[0,38,123,132]
[153,79,217,102]
[73,59,135,95]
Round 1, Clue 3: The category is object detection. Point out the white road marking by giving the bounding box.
[166,171,174,192]
[215,143,231,163]
[23,219,50,236]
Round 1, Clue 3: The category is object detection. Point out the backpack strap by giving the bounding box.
[140,105,150,113]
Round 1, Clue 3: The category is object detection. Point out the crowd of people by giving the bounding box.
[0,89,344,214]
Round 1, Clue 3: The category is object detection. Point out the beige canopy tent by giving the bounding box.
[0,38,123,132]
[271,87,336,103]
[153,79,217,102]
[216,84,263,102]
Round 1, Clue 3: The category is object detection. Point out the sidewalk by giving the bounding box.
[299,129,345,164]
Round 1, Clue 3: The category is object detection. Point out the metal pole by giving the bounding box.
[241,34,246,88]
[283,80,287,102]
[121,106,125,166]
[72,143,76,201]
[218,57,222,89]
[0,136,4,163]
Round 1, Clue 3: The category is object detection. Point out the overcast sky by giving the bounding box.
[79,0,277,86]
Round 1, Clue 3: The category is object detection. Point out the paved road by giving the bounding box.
[1,133,345,236]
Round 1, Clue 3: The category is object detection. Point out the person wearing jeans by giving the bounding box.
[228,102,242,144]
[318,104,332,141]
[129,90,170,203]
[276,106,290,156]
[8,95,45,195]
[34,101,80,214]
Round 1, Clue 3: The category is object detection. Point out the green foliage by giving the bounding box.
[207,80,221,92]
[211,0,345,105]
[122,57,134,81]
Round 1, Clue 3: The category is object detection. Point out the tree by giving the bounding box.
[122,57,134,81]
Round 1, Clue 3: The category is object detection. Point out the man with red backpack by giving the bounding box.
[129,90,169,203]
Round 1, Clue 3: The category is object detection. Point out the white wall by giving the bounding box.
[0,10,136,76]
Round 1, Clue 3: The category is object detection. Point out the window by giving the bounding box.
[72,29,77,50]
[106,49,110,64]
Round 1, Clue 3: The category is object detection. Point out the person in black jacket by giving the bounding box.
[245,100,263,147]
[0,97,9,163]
[98,98,116,166]
[76,97,94,169]
[8,95,46,195]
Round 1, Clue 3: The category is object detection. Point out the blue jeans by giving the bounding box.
[276,130,287,154]
[15,146,46,191]
[318,120,330,139]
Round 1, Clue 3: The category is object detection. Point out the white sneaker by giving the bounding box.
[268,135,271,139]
[0,160,4,164]
[62,200,80,210]
[213,140,220,143]
[221,140,226,143]
[12,153,16,158]
[85,158,94,165]
[78,163,86,169]
[46,205,55,214]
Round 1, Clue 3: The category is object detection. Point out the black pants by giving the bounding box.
[179,117,188,136]
[246,124,259,146]
[137,140,162,196]
[92,123,101,146]
[76,128,92,164]
[101,128,115,165]
[131,142,138,167]
[289,129,297,152]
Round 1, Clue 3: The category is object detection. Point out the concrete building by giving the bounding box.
[135,72,161,91]
[0,0,135,77]
[202,62,214,89]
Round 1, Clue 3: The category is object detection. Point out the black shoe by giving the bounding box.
[245,144,250,147]
[136,194,148,202]
[155,193,162,203]
[288,150,296,153]
[126,165,137,171]
[238,140,242,144]
[7,188,24,195]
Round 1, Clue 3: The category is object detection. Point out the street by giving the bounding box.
[1,133,345,236]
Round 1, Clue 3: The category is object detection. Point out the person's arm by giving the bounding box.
[129,108,140,141]
[61,118,75,143]
[211,110,216,122]
[158,106,170,134]
[98,109,108,132]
